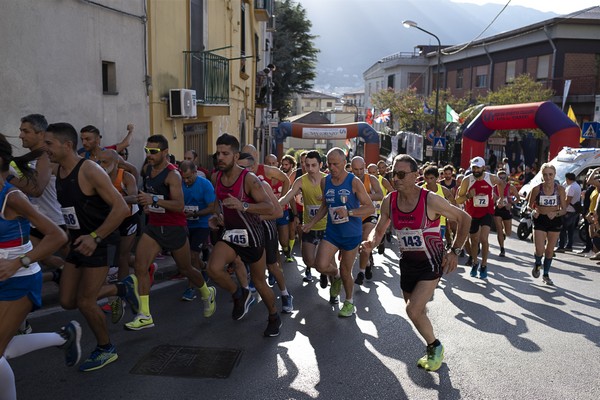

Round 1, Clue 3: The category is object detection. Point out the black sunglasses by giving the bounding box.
[393,170,414,179]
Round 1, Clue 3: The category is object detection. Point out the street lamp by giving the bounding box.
[402,19,442,162]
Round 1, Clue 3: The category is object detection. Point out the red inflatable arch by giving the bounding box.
[460,101,580,168]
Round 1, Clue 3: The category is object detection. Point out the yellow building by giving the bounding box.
[147,0,274,168]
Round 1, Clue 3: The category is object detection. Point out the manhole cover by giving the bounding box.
[130,345,242,379]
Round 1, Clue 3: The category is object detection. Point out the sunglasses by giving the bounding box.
[393,170,414,179]
[144,147,163,154]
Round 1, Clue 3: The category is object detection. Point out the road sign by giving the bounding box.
[433,137,446,151]
[581,122,600,139]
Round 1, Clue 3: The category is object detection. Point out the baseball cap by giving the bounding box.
[470,156,485,168]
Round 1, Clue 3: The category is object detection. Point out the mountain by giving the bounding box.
[297,0,557,94]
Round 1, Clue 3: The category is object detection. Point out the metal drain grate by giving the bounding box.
[130,345,242,379]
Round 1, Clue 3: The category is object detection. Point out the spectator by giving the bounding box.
[556,172,582,252]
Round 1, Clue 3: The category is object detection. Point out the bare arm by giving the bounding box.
[9,154,52,197]
[302,177,328,232]
[260,181,283,220]
[368,174,383,201]
[278,176,303,206]
[121,170,139,204]
[455,178,470,205]
[138,170,185,213]
[363,193,393,252]
[113,123,134,153]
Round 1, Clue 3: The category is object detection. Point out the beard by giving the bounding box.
[472,170,483,178]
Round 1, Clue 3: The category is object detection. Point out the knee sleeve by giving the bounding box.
[0,356,17,400]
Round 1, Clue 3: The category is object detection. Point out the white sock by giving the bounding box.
[4,333,65,360]
[0,356,16,400]
[281,289,289,296]
[345,298,354,304]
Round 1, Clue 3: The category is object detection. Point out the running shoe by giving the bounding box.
[470,263,479,278]
[303,270,313,282]
[110,297,125,324]
[51,267,63,285]
[329,277,342,298]
[465,256,473,266]
[59,320,82,367]
[248,279,257,294]
[329,296,339,305]
[377,241,385,255]
[264,313,282,337]
[479,265,488,279]
[338,300,355,317]
[319,273,328,289]
[125,314,154,331]
[542,275,554,286]
[365,266,373,280]
[281,294,294,314]
[232,287,252,320]
[181,287,197,302]
[17,320,33,335]
[148,262,157,287]
[532,263,541,279]
[268,273,276,287]
[369,253,374,268]
[499,248,506,257]
[100,303,111,314]
[354,272,365,285]
[79,345,118,372]
[121,274,140,315]
[417,342,444,372]
[106,266,119,283]
[203,286,217,318]
[385,231,392,243]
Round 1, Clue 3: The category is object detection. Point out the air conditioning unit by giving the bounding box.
[169,89,197,118]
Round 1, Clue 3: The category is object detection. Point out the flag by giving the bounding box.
[423,101,434,115]
[567,105,584,143]
[562,80,572,111]
[446,105,459,123]
[375,108,390,123]
[365,108,374,125]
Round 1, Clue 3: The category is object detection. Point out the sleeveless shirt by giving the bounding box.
[535,182,560,208]
[302,172,327,231]
[324,173,361,238]
[143,163,187,227]
[464,172,495,218]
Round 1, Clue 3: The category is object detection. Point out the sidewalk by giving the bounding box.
[40,255,179,309]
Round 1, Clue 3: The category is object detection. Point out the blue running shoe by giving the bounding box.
[181,287,197,302]
[479,265,488,279]
[59,320,82,367]
[268,273,276,287]
[470,263,479,278]
[121,274,140,315]
[79,345,118,372]
[281,294,294,314]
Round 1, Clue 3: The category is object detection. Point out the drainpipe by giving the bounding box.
[544,25,557,80]
[483,44,493,90]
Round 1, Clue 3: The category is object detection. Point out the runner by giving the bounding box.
[302,148,375,317]
[361,154,471,372]
[368,163,393,255]
[421,165,456,243]
[207,134,282,336]
[493,169,519,257]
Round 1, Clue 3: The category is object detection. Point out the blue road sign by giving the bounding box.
[581,122,600,139]
[433,137,446,151]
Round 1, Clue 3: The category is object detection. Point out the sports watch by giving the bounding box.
[450,247,462,255]
[152,195,159,207]
[89,231,102,244]
[242,202,249,212]
[19,255,31,268]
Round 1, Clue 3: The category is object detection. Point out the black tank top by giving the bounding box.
[56,159,118,243]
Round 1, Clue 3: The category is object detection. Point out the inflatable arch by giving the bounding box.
[460,101,580,169]
[276,122,380,165]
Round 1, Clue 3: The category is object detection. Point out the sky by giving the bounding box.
[450,0,599,14]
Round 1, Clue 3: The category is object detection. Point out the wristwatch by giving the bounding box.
[19,255,31,268]
[152,195,159,207]
[242,202,249,212]
[348,209,354,217]
[89,231,102,244]
[450,247,462,255]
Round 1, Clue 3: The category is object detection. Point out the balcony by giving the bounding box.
[254,0,273,22]
[185,51,229,106]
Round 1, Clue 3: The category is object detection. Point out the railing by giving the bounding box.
[254,0,273,21]
[185,51,230,105]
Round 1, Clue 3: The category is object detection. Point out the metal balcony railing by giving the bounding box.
[184,50,230,105]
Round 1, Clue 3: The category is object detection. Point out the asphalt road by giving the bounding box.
[10,224,600,400]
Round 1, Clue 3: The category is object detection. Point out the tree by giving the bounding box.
[272,0,319,119]
[478,74,554,106]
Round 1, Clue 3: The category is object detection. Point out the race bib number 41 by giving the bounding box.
[222,229,249,247]
[61,206,81,230]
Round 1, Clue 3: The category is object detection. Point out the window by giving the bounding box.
[102,61,117,94]
[240,3,246,74]
[506,61,516,83]
[475,65,487,88]
[305,100,311,107]
[456,69,463,89]
[183,123,209,169]
[537,55,550,80]
[408,72,423,93]
[387,74,395,90]
[326,101,333,108]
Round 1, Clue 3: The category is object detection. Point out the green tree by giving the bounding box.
[478,74,554,106]
[272,0,319,119]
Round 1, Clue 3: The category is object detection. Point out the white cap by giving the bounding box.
[470,156,485,168]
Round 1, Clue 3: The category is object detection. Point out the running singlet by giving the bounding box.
[256,164,288,210]
[324,173,361,238]
[216,169,264,248]
[56,159,119,244]
[390,189,444,268]
[493,182,510,210]
[362,175,378,219]
[0,183,40,277]
[464,173,495,218]
[28,159,64,227]
[421,182,446,227]
[302,172,327,231]
[143,164,187,227]
[440,179,456,191]
[535,182,560,208]
[375,175,388,215]
[112,168,139,215]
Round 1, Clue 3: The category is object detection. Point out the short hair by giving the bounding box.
[393,154,418,172]
[327,147,346,161]
[147,134,169,150]
[238,152,255,163]
[80,125,101,137]
[185,149,198,158]
[21,114,48,132]
[0,133,40,178]
[47,122,78,151]
[281,154,296,167]
[305,150,322,164]
[216,133,240,153]
[423,165,439,178]
[565,172,576,181]
[179,160,197,172]
[443,164,455,173]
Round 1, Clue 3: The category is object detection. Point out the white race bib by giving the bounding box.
[184,205,199,220]
[396,228,426,252]
[222,229,249,247]
[307,205,320,218]
[539,195,558,207]
[61,206,81,229]
[329,206,349,225]
[148,195,165,213]
[473,195,489,208]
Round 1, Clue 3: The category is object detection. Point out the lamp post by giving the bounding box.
[402,20,442,163]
